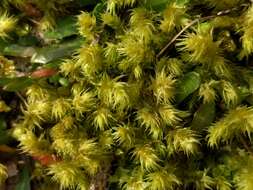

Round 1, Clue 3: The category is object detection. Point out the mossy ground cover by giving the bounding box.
[1,0,253,190]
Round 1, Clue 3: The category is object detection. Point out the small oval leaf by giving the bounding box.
[176,72,201,103]
[31,38,82,64]
[31,68,57,78]
[3,45,36,58]
[190,102,216,131]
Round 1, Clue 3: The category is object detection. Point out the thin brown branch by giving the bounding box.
[156,3,250,59]
[156,18,201,59]
[16,92,26,104]
[156,16,215,59]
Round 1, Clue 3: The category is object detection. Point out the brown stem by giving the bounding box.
[156,3,250,59]
[156,18,202,59]
[16,92,26,104]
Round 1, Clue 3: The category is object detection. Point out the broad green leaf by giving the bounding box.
[2,77,34,92]
[31,38,83,64]
[0,78,13,86]
[3,45,36,58]
[15,167,31,190]
[176,72,201,103]
[190,102,216,131]
[44,60,63,69]
[43,16,78,40]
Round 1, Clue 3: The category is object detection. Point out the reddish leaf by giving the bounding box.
[32,154,60,166]
[30,68,57,78]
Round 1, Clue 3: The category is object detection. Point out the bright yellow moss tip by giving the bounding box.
[0,164,7,184]
[0,12,17,38]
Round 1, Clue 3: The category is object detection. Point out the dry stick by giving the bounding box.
[156,15,216,59]
[16,92,26,104]
[156,3,250,59]
[156,16,212,59]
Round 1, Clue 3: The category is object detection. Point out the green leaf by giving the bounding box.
[0,131,12,144]
[43,16,78,40]
[93,2,107,19]
[2,77,34,92]
[238,86,251,104]
[49,74,61,85]
[31,38,83,64]
[0,78,13,86]
[190,102,216,131]
[59,78,69,87]
[15,167,31,190]
[3,44,36,58]
[0,39,10,53]
[18,35,39,46]
[144,0,170,11]
[176,72,201,103]
[44,59,63,69]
